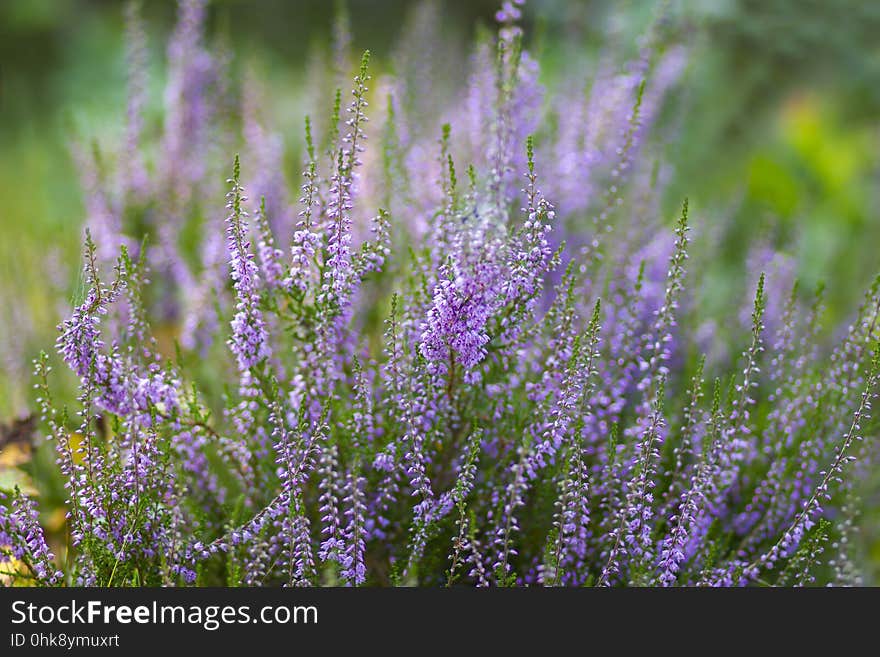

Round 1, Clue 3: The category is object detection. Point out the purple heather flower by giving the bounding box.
[317,441,344,564]
[0,489,63,585]
[419,260,499,380]
[226,156,272,372]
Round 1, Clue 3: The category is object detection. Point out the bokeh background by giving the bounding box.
[2,0,880,579]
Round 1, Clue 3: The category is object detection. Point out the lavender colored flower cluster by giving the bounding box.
[3,0,879,587]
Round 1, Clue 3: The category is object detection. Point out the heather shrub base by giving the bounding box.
[2,0,878,587]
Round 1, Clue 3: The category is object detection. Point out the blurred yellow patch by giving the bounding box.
[154,322,182,360]
[0,443,31,468]
[69,432,86,465]
[780,92,868,203]
[46,508,67,533]
[0,444,37,495]
[0,555,30,586]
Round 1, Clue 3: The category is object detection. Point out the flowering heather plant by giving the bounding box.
[2,0,880,587]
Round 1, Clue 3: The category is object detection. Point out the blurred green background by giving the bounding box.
[2,0,880,575]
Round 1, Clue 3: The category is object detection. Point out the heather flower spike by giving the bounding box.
[226,155,271,373]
